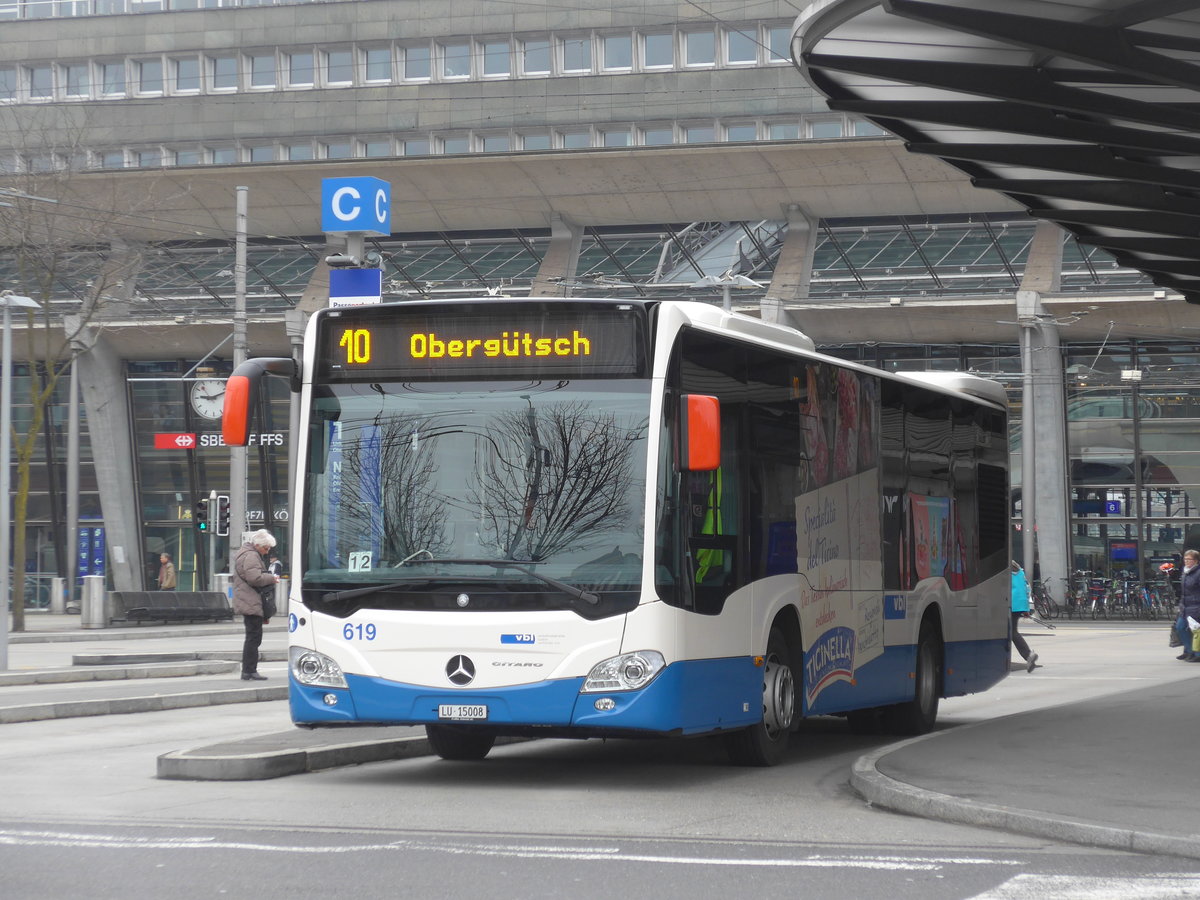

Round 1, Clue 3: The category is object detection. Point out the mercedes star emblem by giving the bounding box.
[445,655,475,686]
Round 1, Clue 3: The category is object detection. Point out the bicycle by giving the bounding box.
[1031,579,1059,619]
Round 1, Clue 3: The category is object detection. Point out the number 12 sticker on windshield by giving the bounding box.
[348,551,373,571]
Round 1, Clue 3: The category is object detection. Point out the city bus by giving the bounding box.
[223,298,1011,766]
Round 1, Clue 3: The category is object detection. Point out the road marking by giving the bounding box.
[0,829,1020,870]
[972,874,1200,899]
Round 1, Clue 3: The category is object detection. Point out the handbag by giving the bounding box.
[260,585,278,620]
[1170,623,1183,648]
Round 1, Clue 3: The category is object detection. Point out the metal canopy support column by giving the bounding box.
[762,204,817,330]
[529,214,583,297]
[1016,221,1070,601]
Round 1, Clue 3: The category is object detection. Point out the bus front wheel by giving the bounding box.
[725,627,796,767]
[425,725,496,761]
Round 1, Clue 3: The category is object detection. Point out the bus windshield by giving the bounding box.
[302,378,651,617]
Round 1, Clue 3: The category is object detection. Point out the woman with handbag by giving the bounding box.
[1175,549,1200,662]
[232,529,280,681]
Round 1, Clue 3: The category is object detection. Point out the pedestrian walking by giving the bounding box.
[1010,560,1039,672]
[1174,549,1200,662]
[232,529,279,681]
[157,552,176,591]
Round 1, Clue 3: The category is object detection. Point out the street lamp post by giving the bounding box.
[0,291,41,671]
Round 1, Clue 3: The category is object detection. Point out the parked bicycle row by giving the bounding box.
[1031,570,1179,620]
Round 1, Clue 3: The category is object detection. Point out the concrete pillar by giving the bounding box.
[529,214,583,298]
[1016,221,1070,602]
[67,321,143,594]
[764,204,818,305]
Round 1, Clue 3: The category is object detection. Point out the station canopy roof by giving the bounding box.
[793,0,1200,304]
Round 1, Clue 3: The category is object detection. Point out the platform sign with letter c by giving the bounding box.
[321,177,391,235]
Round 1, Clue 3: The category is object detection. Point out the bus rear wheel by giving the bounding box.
[882,622,942,735]
[425,725,496,761]
[725,627,796,767]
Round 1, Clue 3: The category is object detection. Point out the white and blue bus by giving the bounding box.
[224,298,1010,765]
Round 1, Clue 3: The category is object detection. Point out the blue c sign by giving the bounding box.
[321,177,391,235]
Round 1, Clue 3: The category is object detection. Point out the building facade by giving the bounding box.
[2,0,1198,605]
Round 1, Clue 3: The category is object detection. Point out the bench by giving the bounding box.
[109,591,233,625]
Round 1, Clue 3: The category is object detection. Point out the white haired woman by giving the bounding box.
[232,528,279,680]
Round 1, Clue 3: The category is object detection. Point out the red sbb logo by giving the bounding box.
[154,432,197,449]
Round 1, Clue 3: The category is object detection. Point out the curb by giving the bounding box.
[851,732,1200,861]
[0,660,238,686]
[157,733,436,781]
[0,684,287,724]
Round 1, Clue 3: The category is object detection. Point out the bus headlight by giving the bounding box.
[290,646,347,689]
[581,650,666,693]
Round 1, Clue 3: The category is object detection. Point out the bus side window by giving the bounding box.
[687,416,740,612]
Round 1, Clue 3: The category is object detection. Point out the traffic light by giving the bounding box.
[194,498,209,532]
[216,494,231,536]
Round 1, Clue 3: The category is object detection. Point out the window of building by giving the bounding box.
[441,136,469,154]
[809,119,844,139]
[602,129,631,147]
[726,28,758,65]
[286,142,313,160]
[173,57,200,92]
[481,134,510,152]
[323,49,353,84]
[481,41,510,77]
[684,124,715,143]
[602,34,632,71]
[561,36,591,73]
[767,25,791,62]
[725,123,757,142]
[0,67,15,101]
[768,122,799,140]
[521,39,550,75]
[402,139,430,156]
[136,148,162,167]
[135,59,162,94]
[248,145,275,162]
[683,30,715,67]
[63,63,90,97]
[440,42,470,79]
[559,131,591,149]
[322,141,352,159]
[520,133,551,151]
[100,150,125,169]
[28,65,53,99]
[361,139,392,157]
[100,61,125,96]
[209,55,237,90]
[211,147,237,164]
[854,119,887,137]
[248,53,276,88]
[361,47,390,82]
[642,32,673,68]
[287,51,314,87]
[640,125,674,145]
[402,45,431,80]
[173,149,203,165]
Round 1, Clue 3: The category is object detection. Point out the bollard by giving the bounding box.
[274,576,288,612]
[81,575,106,629]
[50,577,65,615]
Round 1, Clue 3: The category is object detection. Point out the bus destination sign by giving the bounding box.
[316,302,647,381]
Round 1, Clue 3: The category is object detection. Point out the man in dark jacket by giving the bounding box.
[1175,549,1200,661]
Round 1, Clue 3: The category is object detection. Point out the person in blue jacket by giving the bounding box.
[1010,561,1039,672]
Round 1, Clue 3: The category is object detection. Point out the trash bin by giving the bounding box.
[81,575,106,629]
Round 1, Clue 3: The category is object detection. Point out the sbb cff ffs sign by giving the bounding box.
[321,177,390,235]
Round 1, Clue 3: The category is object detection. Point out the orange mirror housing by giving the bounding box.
[680,394,720,471]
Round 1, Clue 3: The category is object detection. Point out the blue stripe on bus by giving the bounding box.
[289,639,1009,729]
[291,657,763,734]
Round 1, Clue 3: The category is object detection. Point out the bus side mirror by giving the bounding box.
[222,357,297,447]
[679,394,720,471]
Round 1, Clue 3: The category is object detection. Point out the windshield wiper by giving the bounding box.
[323,556,600,606]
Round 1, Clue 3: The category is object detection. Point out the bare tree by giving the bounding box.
[471,400,645,561]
